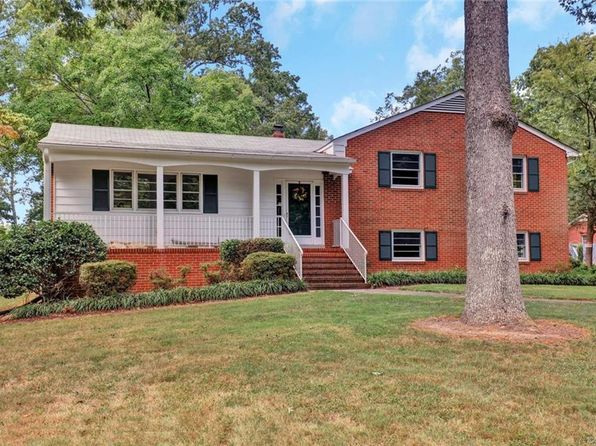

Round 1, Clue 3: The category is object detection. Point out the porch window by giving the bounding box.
[164,174,178,209]
[512,157,526,191]
[517,232,528,261]
[113,171,133,209]
[182,174,200,210]
[137,173,157,209]
[392,152,422,187]
[392,231,424,261]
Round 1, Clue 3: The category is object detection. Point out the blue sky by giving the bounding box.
[254,0,593,137]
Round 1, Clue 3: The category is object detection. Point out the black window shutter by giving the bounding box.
[425,231,438,261]
[203,174,218,214]
[424,153,437,189]
[528,158,539,192]
[529,232,541,261]
[379,231,392,260]
[92,170,110,211]
[378,152,391,187]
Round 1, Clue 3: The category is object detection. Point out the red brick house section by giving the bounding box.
[108,248,219,292]
[345,111,569,273]
[569,218,595,245]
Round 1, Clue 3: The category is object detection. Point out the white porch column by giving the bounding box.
[341,173,349,224]
[252,170,261,238]
[43,156,52,221]
[156,166,165,249]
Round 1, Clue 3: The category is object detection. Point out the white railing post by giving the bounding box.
[43,154,52,221]
[156,166,165,249]
[334,218,367,282]
[252,170,260,238]
[341,173,349,224]
[280,217,303,279]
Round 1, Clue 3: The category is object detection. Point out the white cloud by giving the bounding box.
[509,0,559,29]
[266,0,307,47]
[348,1,400,43]
[406,44,456,75]
[330,96,375,135]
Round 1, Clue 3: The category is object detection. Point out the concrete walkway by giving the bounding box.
[342,286,595,304]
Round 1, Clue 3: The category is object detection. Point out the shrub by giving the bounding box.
[241,252,296,280]
[220,238,284,264]
[200,261,243,284]
[149,265,191,290]
[79,260,137,297]
[9,279,307,320]
[367,269,596,288]
[0,221,107,301]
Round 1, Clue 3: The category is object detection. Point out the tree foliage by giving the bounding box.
[559,0,596,25]
[375,51,464,120]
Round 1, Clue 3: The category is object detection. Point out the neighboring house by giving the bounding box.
[568,215,596,263]
[40,91,578,291]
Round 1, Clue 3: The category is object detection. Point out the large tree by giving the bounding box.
[375,51,464,120]
[461,0,528,325]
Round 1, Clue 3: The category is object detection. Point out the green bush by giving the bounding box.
[367,269,596,288]
[0,221,107,301]
[9,279,307,320]
[149,265,191,290]
[220,238,284,264]
[241,252,296,280]
[79,260,137,297]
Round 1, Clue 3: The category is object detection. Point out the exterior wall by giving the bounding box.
[569,221,594,245]
[346,111,569,273]
[323,173,341,248]
[108,248,220,292]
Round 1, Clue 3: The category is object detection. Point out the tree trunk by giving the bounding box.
[461,0,529,325]
[585,212,595,267]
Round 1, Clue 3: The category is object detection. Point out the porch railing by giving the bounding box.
[280,217,303,279]
[333,218,367,282]
[165,214,253,247]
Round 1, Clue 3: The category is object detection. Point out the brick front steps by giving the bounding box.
[302,248,368,290]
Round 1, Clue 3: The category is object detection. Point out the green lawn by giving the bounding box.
[1,291,594,445]
[400,284,596,300]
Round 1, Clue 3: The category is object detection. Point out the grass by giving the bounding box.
[1,291,594,445]
[0,294,36,311]
[400,284,596,300]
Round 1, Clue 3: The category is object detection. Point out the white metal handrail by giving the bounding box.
[334,218,368,282]
[280,217,303,279]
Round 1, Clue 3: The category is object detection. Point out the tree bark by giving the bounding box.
[461,0,529,325]
[585,212,595,267]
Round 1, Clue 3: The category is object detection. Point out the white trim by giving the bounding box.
[341,173,349,223]
[156,166,164,249]
[516,231,529,262]
[252,170,261,238]
[323,90,579,158]
[391,151,424,190]
[391,229,425,262]
[43,152,52,220]
[512,156,528,193]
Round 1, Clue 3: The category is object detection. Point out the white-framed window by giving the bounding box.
[110,171,202,212]
[392,151,422,188]
[516,232,529,261]
[512,157,526,191]
[112,171,133,209]
[392,230,425,261]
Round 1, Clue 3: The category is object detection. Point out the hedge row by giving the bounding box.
[9,279,307,320]
[367,269,596,287]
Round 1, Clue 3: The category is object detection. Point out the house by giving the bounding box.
[568,215,596,263]
[40,91,578,291]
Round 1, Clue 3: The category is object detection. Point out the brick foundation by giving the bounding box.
[108,248,220,292]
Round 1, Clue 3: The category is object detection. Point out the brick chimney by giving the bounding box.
[272,124,285,138]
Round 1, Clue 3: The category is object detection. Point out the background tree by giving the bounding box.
[569,153,596,266]
[559,0,596,25]
[375,51,464,120]
[461,0,528,325]
[0,108,38,224]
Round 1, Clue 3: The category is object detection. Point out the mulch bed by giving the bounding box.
[412,316,590,345]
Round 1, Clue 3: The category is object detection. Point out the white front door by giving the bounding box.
[282,180,323,246]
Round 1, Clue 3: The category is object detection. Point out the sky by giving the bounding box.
[254,0,593,137]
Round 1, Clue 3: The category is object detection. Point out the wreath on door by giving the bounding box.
[292,185,308,202]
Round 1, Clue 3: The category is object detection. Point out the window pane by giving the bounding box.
[182,175,200,210]
[393,232,422,258]
[516,233,527,259]
[113,171,133,209]
[392,153,420,186]
[512,158,524,189]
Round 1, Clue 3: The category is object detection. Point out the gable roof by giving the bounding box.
[322,90,579,157]
[40,123,335,159]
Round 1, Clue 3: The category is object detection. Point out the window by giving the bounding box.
[392,152,422,187]
[516,232,528,261]
[113,171,133,209]
[392,231,424,261]
[137,173,157,209]
[182,174,200,210]
[512,157,526,191]
[164,174,178,210]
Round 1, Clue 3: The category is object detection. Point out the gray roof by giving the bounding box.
[40,123,332,157]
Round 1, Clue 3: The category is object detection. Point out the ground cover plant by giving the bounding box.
[0,291,593,445]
